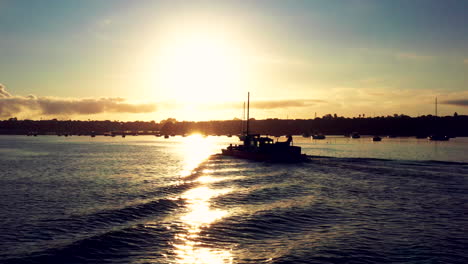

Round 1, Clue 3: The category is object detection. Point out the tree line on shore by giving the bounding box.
[0,114,467,137]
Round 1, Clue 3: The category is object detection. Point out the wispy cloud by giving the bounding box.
[396,53,433,61]
[0,85,157,118]
[0,83,11,98]
[251,99,325,109]
[252,55,311,67]
[97,18,112,28]
[198,99,325,111]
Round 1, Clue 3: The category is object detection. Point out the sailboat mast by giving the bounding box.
[246,92,250,135]
[242,101,245,133]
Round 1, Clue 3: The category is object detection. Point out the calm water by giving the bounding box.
[1,135,467,264]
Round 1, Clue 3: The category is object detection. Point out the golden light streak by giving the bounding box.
[173,186,233,264]
[178,134,216,177]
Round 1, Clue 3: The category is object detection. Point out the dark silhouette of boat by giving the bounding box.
[428,134,449,141]
[372,136,382,141]
[312,133,326,140]
[221,93,307,162]
[428,97,450,141]
[350,132,360,138]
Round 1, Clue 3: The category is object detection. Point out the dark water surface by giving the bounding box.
[1,135,467,263]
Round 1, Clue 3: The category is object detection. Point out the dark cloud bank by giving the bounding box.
[442,99,468,107]
[0,84,156,118]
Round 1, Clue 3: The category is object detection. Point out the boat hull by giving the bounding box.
[221,146,307,163]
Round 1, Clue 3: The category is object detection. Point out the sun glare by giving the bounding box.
[154,30,248,106]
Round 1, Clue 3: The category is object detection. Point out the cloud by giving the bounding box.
[251,99,325,109]
[442,99,468,107]
[97,18,112,27]
[464,59,468,65]
[201,99,325,111]
[252,55,311,67]
[0,84,11,98]
[396,53,433,61]
[0,85,157,118]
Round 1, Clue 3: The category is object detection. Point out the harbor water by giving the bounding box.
[1,135,467,263]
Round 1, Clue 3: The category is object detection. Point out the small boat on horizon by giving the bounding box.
[312,133,326,140]
[372,136,382,141]
[350,132,360,139]
[428,134,449,141]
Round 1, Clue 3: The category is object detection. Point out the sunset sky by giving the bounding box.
[1,0,467,121]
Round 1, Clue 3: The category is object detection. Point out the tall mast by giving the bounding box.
[242,101,245,133]
[246,92,250,135]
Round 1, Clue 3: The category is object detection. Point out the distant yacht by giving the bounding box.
[312,133,326,140]
[428,134,449,141]
[350,132,360,139]
[372,136,382,141]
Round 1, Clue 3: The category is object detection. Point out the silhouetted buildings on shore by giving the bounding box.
[1,114,467,137]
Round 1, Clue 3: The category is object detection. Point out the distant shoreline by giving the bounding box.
[1,114,467,137]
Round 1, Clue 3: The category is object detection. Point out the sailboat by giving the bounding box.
[221,93,307,162]
[428,97,449,141]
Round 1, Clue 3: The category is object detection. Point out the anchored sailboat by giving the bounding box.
[428,97,449,141]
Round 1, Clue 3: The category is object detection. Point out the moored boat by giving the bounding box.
[428,134,449,141]
[427,98,450,141]
[312,133,326,140]
[350,132,360,138]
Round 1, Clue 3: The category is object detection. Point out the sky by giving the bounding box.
[0,0,467,121]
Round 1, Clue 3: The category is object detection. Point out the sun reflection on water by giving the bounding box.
[174,186,233,264]
[172,135,234,263]
[178,134,218,178]
[181,187,230,229]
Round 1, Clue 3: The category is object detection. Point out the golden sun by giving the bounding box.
[154,31,248,105]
